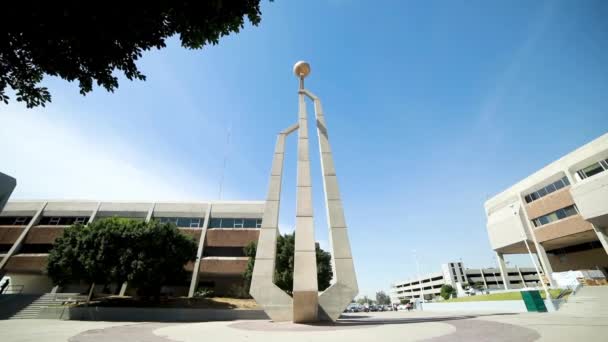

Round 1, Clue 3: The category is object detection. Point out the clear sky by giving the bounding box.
[1,0,607,297]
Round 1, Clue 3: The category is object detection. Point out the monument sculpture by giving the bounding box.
[249,61,358,322]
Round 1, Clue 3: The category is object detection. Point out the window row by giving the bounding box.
[577,159,608,180]
[524,176,570,203]
[39,216,89,226]
[208,218,262,229]
[157,217,202,228]
[532,205,578,227]
[0,216,33,225]
[0,215,262,229]
[156,217,262,229]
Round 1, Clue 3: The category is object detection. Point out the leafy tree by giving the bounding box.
[357,295,372,305]
[242,233,334,295]
[471,281,485,292]
[0,1,267,107]
[242,241,257,290]
[47,218,197,297]
[375,291,391,305]
[440,284,456,300]
[400,298,410,305]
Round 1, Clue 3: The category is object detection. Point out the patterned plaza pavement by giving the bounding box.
[1,310,606,342]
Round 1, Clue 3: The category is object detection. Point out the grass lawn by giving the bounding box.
[443,289,569,303]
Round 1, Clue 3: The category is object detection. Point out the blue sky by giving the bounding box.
[1,0,607,297]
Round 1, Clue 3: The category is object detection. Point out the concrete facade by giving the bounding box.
[249,61,358,323]
[485,133,608,287]
[390,261,540,303]
[0,200,264,295]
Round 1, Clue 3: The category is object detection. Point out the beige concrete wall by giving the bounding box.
[525,187,574,220]
[548,247,608,272]
[3,254,48,273]
[205,229,259,247]
[43,201,98,217]
[535,215,593,243]
[199,258,248,276]
[570,172,608,227]
[486,202,530,250]
[5,273,54,294]
[24,227,65,244]
[0,227,24,244]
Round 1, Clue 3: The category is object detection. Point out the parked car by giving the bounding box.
[345,303,360,312]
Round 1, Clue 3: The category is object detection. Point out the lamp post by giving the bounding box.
[413,249,424,310]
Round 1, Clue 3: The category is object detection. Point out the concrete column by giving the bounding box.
[480,268,488,289]
[535,244,556,287]
[517,266,526,287]
[496,252,510,290]
[292,91,319,323]
[591,224,608,257]
[249,126,297,322]
[188,203,212,298]
[88,202,101,224]
[145,203,155,222]
[0,202,47,272]
[303,89,359,322]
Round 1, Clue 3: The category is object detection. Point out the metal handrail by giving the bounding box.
[1,284,24,294]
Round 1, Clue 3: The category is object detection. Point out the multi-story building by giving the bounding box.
[0,200,264,296]
[389,261,540,303]
[485,133,608,288]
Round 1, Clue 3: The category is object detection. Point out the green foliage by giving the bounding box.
[242,233,334,295]
[440,284,456,300]
[47,218,197,296]
[242,241,257,290]
[356,295,373,305]
[471,281,485,291]
[194,287,215,298]
[375,291,391,305]
[226,284,251,299]
[0,1,267,107]
[274,233,295,292]
[400,298,410,305]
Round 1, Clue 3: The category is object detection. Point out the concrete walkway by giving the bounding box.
[1,311,606,342]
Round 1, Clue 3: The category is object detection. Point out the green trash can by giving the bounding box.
[521,290,547,312]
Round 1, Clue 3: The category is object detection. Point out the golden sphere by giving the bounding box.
[293,61,311,78]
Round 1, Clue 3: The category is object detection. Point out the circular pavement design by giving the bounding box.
[68,315,540,342]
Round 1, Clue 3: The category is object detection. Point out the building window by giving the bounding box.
[74,217,88,225]
[157,217,202,228]
[208,218,262,229]
[577,160,608,180]
[39,216,90,226]
[532,205,578,227]
[524,176,570,203]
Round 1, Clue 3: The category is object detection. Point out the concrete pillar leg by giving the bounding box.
[536,244,557,288]
[119,282,128,296]
[496,252,510,290]
[292,92,318,323]
[592,224,608,257]
[188,204,211,298]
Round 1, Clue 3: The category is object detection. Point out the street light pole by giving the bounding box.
[413,249,424,310]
